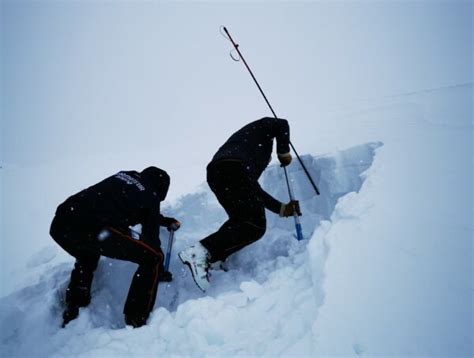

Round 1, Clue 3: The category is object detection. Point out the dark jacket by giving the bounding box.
[209,117,290,213]
[56,167,173,246]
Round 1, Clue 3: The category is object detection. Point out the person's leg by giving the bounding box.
[179,162,268,292]
[61,253,100,326]
[201,217,266,263]
[65,254,100,306]
[51,211,164,327]
[50,214,101,326]
[97,227,163,327]
[200,162,267,263]
[123,261,160,327]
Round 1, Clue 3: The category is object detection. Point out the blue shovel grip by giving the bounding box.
[295,222,304,241]
[164,252,171,272]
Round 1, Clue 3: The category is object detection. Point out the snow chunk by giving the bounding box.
[240,280,264,300]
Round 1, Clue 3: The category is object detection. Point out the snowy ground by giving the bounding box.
[0,84,472,356]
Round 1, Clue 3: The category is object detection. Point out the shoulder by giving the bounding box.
[114,171,147,192]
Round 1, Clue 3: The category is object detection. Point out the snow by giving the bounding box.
[1,84,472,356]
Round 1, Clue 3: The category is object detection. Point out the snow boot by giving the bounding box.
[62,306,79,327]
[62,286,91,327]
[124,314,148,328]
[178,243,210,292]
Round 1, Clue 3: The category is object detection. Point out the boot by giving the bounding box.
[124,313,148,328]
[62,306,79,327]
[178,242,210,292]
[62,286,91,327]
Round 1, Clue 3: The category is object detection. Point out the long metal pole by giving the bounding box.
[222,26,320,196]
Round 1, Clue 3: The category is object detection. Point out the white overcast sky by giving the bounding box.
[1,0,472,197]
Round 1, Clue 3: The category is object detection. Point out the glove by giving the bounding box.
[163,217,181,231]
[278,152,292,167]
[280,200,302,217]
[168,220,180,231]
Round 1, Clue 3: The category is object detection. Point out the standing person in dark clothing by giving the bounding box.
[179,117,301,292]
[50,167,181,328]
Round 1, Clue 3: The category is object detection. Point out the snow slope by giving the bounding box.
[311,85,473,356]
[1,84,472,357]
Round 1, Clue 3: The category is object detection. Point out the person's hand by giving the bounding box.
[280,200,302,217]
[167,219,181,231]
[278,152,292,167]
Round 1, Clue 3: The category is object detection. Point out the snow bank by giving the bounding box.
[311,85,473,356]
[0,143,380,357]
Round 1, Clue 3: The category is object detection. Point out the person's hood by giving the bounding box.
[140,166,170,201]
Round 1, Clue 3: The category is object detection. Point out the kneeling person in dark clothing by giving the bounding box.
[50,167,180,328]
[179,117,301,292]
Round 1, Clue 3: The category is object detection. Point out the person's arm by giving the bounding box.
[261,117,292,165]
[257,182,302,217]
[274,118,292,167]
[255,181,283,214]
[261,117,290,155]
[140,202,162,249]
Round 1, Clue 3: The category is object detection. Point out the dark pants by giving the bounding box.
[50,213,163,323]
[201,161,267,263]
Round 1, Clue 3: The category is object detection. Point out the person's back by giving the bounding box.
[57,167,169,235]
[210,117,290,179]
